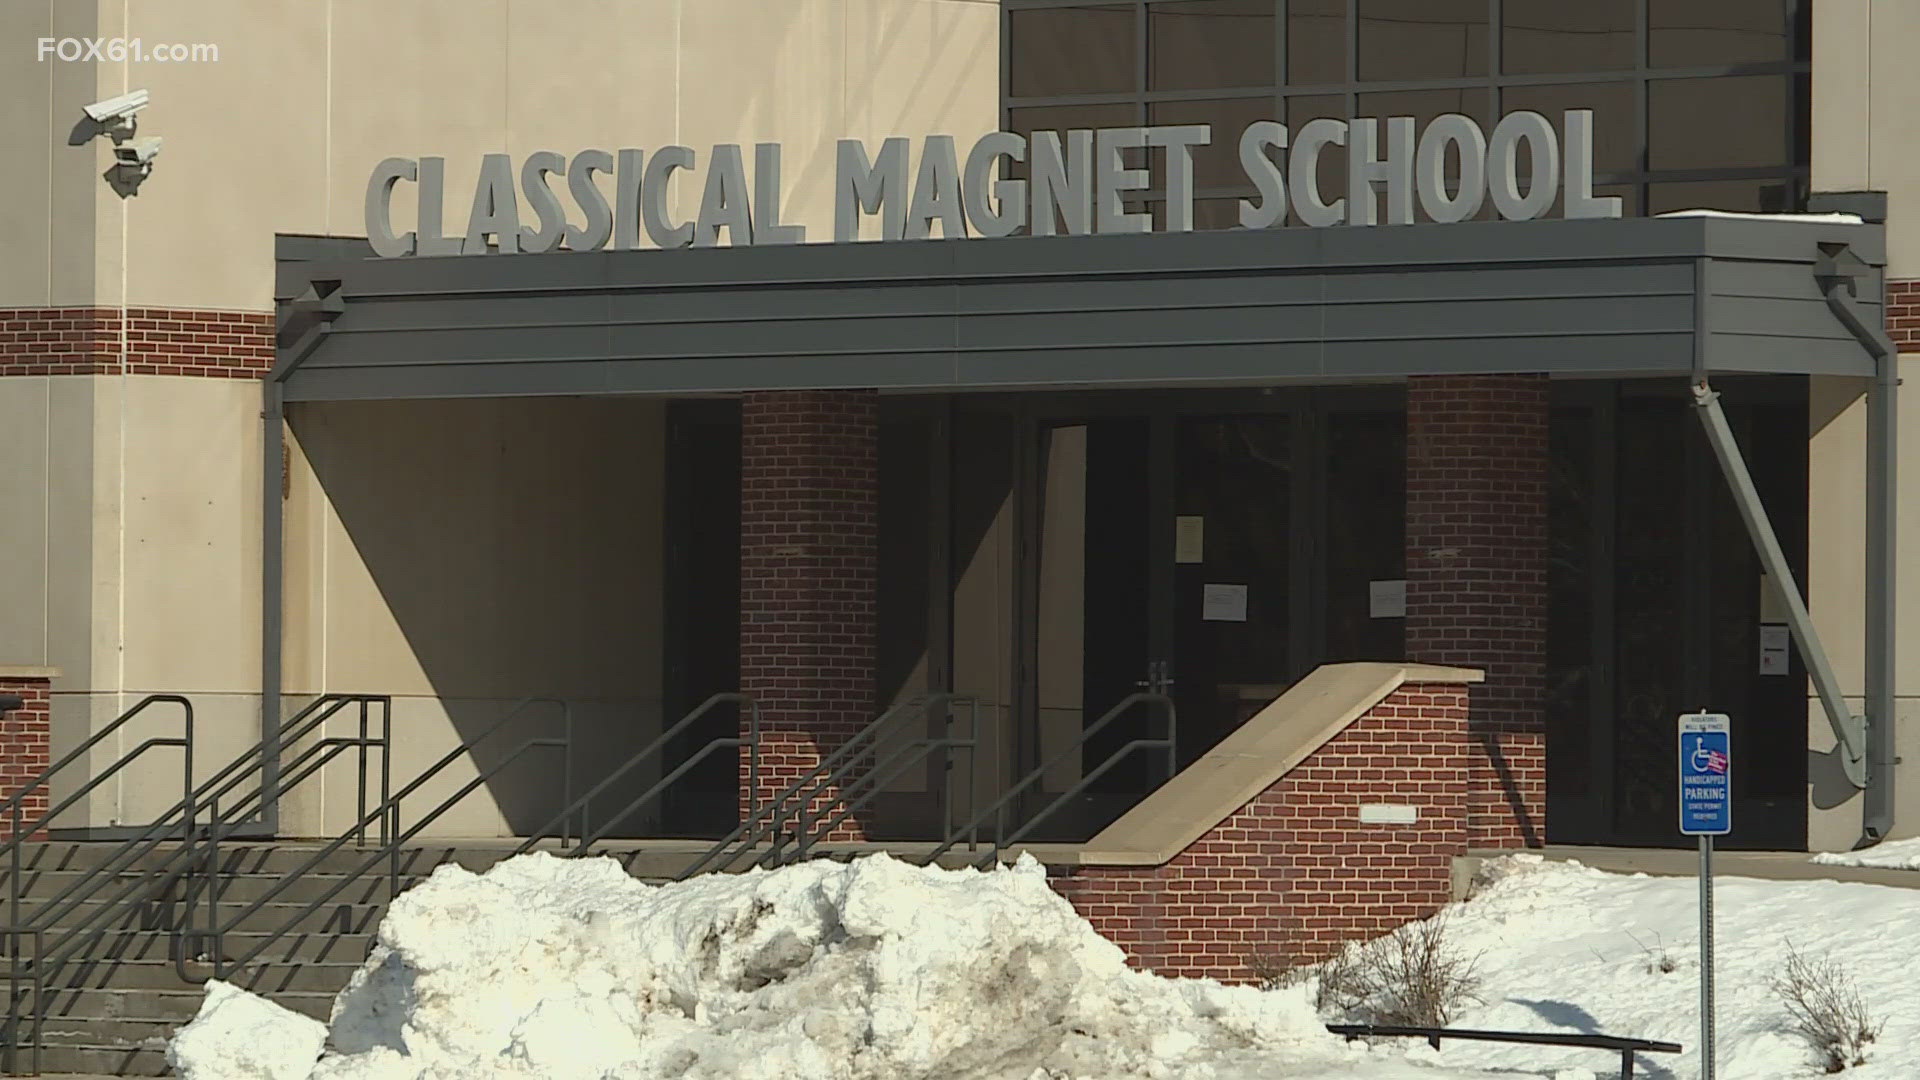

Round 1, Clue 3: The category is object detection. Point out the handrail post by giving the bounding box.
[378,697,393,847]
[9,803,19,948]
[561,700,574,849]
[207,794,222,980]
[355,698,369,846]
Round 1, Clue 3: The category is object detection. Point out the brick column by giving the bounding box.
[739,391,878,838]
[1405,376,1548,848]
[0,669,55,841]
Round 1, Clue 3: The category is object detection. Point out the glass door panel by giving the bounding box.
[1027,416,1154,837]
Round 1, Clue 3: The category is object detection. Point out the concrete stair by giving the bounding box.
[0,840,663,1077]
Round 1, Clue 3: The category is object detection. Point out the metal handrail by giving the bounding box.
[8,696,387,949]
[2,694,193,945]
[924,691,1175,870]
[184,697,573,983]
[0,928,42,1076]
[512,692,759,858]
[678,695,948,881]
[0,692,392,1070]
[777,696,979,868]
[683,691,921,880]
[1325,1024,1683,1079]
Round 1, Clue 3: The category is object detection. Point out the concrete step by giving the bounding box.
[18,1042,169,1076]
[3,840,492,879]
[3,867,432,908]
[43,956,362,994]
[36,985,332,1024]
[3,897,382,935]
[10,838,703,877]
[1,927,375,966]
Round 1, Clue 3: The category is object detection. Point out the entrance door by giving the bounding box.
[1170,415,1297,768]
[1014,398,1335,839]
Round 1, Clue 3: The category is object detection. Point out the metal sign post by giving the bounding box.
[1679,712,1732,1080]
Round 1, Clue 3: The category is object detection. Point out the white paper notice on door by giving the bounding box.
[1759,623,1790,676]
[1369,579,1407,618]
[1202,583,1248,622]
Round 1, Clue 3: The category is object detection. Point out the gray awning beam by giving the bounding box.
[1690,382,1868,789]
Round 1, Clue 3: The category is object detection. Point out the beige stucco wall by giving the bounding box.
[1807,0,1920,846]
[0,0,999,311]
[277,397,668,839]
[0,0,999,834]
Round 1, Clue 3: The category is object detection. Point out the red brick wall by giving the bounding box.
[0,307,273,378]
[739,391,878,839]
[1888,280,1920,352]
[0,678,52,840]
[1049,682,1471,983]
[1404,375,1547,849]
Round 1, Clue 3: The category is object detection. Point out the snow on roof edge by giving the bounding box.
[1656,209,1866,225]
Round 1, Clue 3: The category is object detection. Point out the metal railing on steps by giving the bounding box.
[0,692,392,1074]
[512,692,761,860]
[923,691,1175,870]
[179,691,757,987]
[182,696,574,984]
[678,693,976,880]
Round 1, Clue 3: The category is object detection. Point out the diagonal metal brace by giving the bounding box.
[1690,382,1868,788]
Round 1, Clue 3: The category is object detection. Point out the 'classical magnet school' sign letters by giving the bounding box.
[365,109,1619,258]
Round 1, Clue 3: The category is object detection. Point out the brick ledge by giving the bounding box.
[1073,661,1483,867]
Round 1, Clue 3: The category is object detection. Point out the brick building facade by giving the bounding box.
[1050,678,1474,982]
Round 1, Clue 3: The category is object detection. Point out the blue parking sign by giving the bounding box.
[1679,713,1732,836]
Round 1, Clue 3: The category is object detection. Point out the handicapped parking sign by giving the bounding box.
[1678,712,1732,836]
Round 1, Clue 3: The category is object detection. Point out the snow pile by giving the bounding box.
[1812,836,1920,870]
[169,979,328,1080]
[1404,854,1920,1079]
[170,852,1475,1080]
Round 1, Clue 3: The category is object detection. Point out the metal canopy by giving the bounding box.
[273,214,1884,402]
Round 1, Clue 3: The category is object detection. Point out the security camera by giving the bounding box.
[113,136,162,170]
[83,89,149,126]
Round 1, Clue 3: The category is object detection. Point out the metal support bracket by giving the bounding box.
[1689,383,1867,788]
[1810,228,1899,842]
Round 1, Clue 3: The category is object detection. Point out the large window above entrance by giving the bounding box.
[1004,0,1811,222]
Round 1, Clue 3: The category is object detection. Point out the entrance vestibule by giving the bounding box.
[656,378,1811,851]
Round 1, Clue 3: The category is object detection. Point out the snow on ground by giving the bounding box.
[1812,836,1920,871]
[167,850,1920,1080]
[167,852,1499,1080]
[1403,854,1920,1080]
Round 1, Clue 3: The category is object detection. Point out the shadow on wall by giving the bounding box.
[290,397,667,838]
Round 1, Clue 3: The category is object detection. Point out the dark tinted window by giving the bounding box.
[1356,87,1489,132]
[1009,5,1135,97]
[1357,0,1487,81]
[1648,75,1787,170]
[1149,1,1275,91]
[1648,179,1797,215]
[1005,0,1806,218]
[1504,0,1636,74]
[1650,0,1793,68]
[1286,0,1345,85]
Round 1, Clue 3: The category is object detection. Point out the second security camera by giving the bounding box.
[113,137,163,171]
